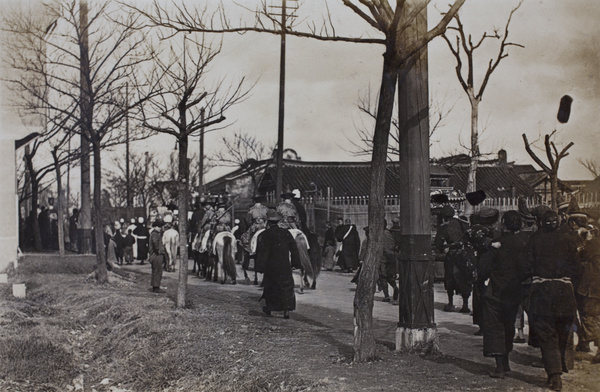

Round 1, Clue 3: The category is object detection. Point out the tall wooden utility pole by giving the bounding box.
[275,0,287,204]
[125,82,133,220]
[396,0,436,349]
[198,108,205,196]
[79,0,92,254]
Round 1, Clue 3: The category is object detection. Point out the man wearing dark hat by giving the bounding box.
[434,205,468,312]
[291,189,308,231]
[255,209,301,319]
[479,210,530,379]
[277,191,300,229]
[522,210,580,391]
[148,219,166,293]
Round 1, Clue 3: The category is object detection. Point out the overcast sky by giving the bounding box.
[3,0,598,185]
[145,0,595,183]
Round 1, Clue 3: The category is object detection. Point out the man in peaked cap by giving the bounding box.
[479,210,530,379]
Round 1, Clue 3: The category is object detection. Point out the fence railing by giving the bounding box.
[574,192,600,209]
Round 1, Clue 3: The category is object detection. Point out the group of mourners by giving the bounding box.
[434,198,600,391]
[100,215,178,293]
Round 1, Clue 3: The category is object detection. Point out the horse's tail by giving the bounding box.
[295,235,314,279]
[306,231,322,279]
[222,236,237,279]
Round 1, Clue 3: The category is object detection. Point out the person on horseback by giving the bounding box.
[291,189,307,231]
[255,209,302,319]
[241,195,268,251]
[277,192,300,230]
[196,201,216,278]
[213,202,232,233]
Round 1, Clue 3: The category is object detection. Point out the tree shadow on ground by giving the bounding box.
[425,353,548,389]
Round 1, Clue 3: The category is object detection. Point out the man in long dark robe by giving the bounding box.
[334,219,361,273]
[133,217,149,265]
[148,219,166,293]
[479,210,530,379]
[522,210,580,391]
[255,209,301,319]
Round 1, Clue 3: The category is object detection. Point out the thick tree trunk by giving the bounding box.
[353,48,397,362]
[93,144,108,283]
[396,3,437,351]
[54,156,65,258]
[177,134,190,308]
[465,95,480,215]
[550,172,558,211]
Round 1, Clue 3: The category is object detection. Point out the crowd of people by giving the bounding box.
[433,198,600,391]
[21,187,600,391]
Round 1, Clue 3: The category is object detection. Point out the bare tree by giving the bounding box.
[443,1,523,214]
[141,32,251,308]
[523,131,573,211]
[579,158,600,179]
[3,1,162,282]
[211,131,274,192]
[350,90,454,159]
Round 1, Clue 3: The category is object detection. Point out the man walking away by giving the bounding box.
[149,219,166,293]
[255,209,301,319]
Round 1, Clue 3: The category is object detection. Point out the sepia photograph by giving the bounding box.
[1,0,599,391]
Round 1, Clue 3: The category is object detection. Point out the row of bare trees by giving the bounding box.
[2,1,251,287]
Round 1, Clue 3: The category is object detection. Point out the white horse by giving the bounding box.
[162,226,179,272]
[212,231,238,284]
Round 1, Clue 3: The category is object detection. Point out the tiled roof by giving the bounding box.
[258,160,449,198]
[444,165,537,198]
[205,159,537,199]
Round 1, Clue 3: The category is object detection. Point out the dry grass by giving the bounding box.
[5,254,598,392]
[0,255,331,392]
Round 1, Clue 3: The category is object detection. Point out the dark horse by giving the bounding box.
[289,228,322,290]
